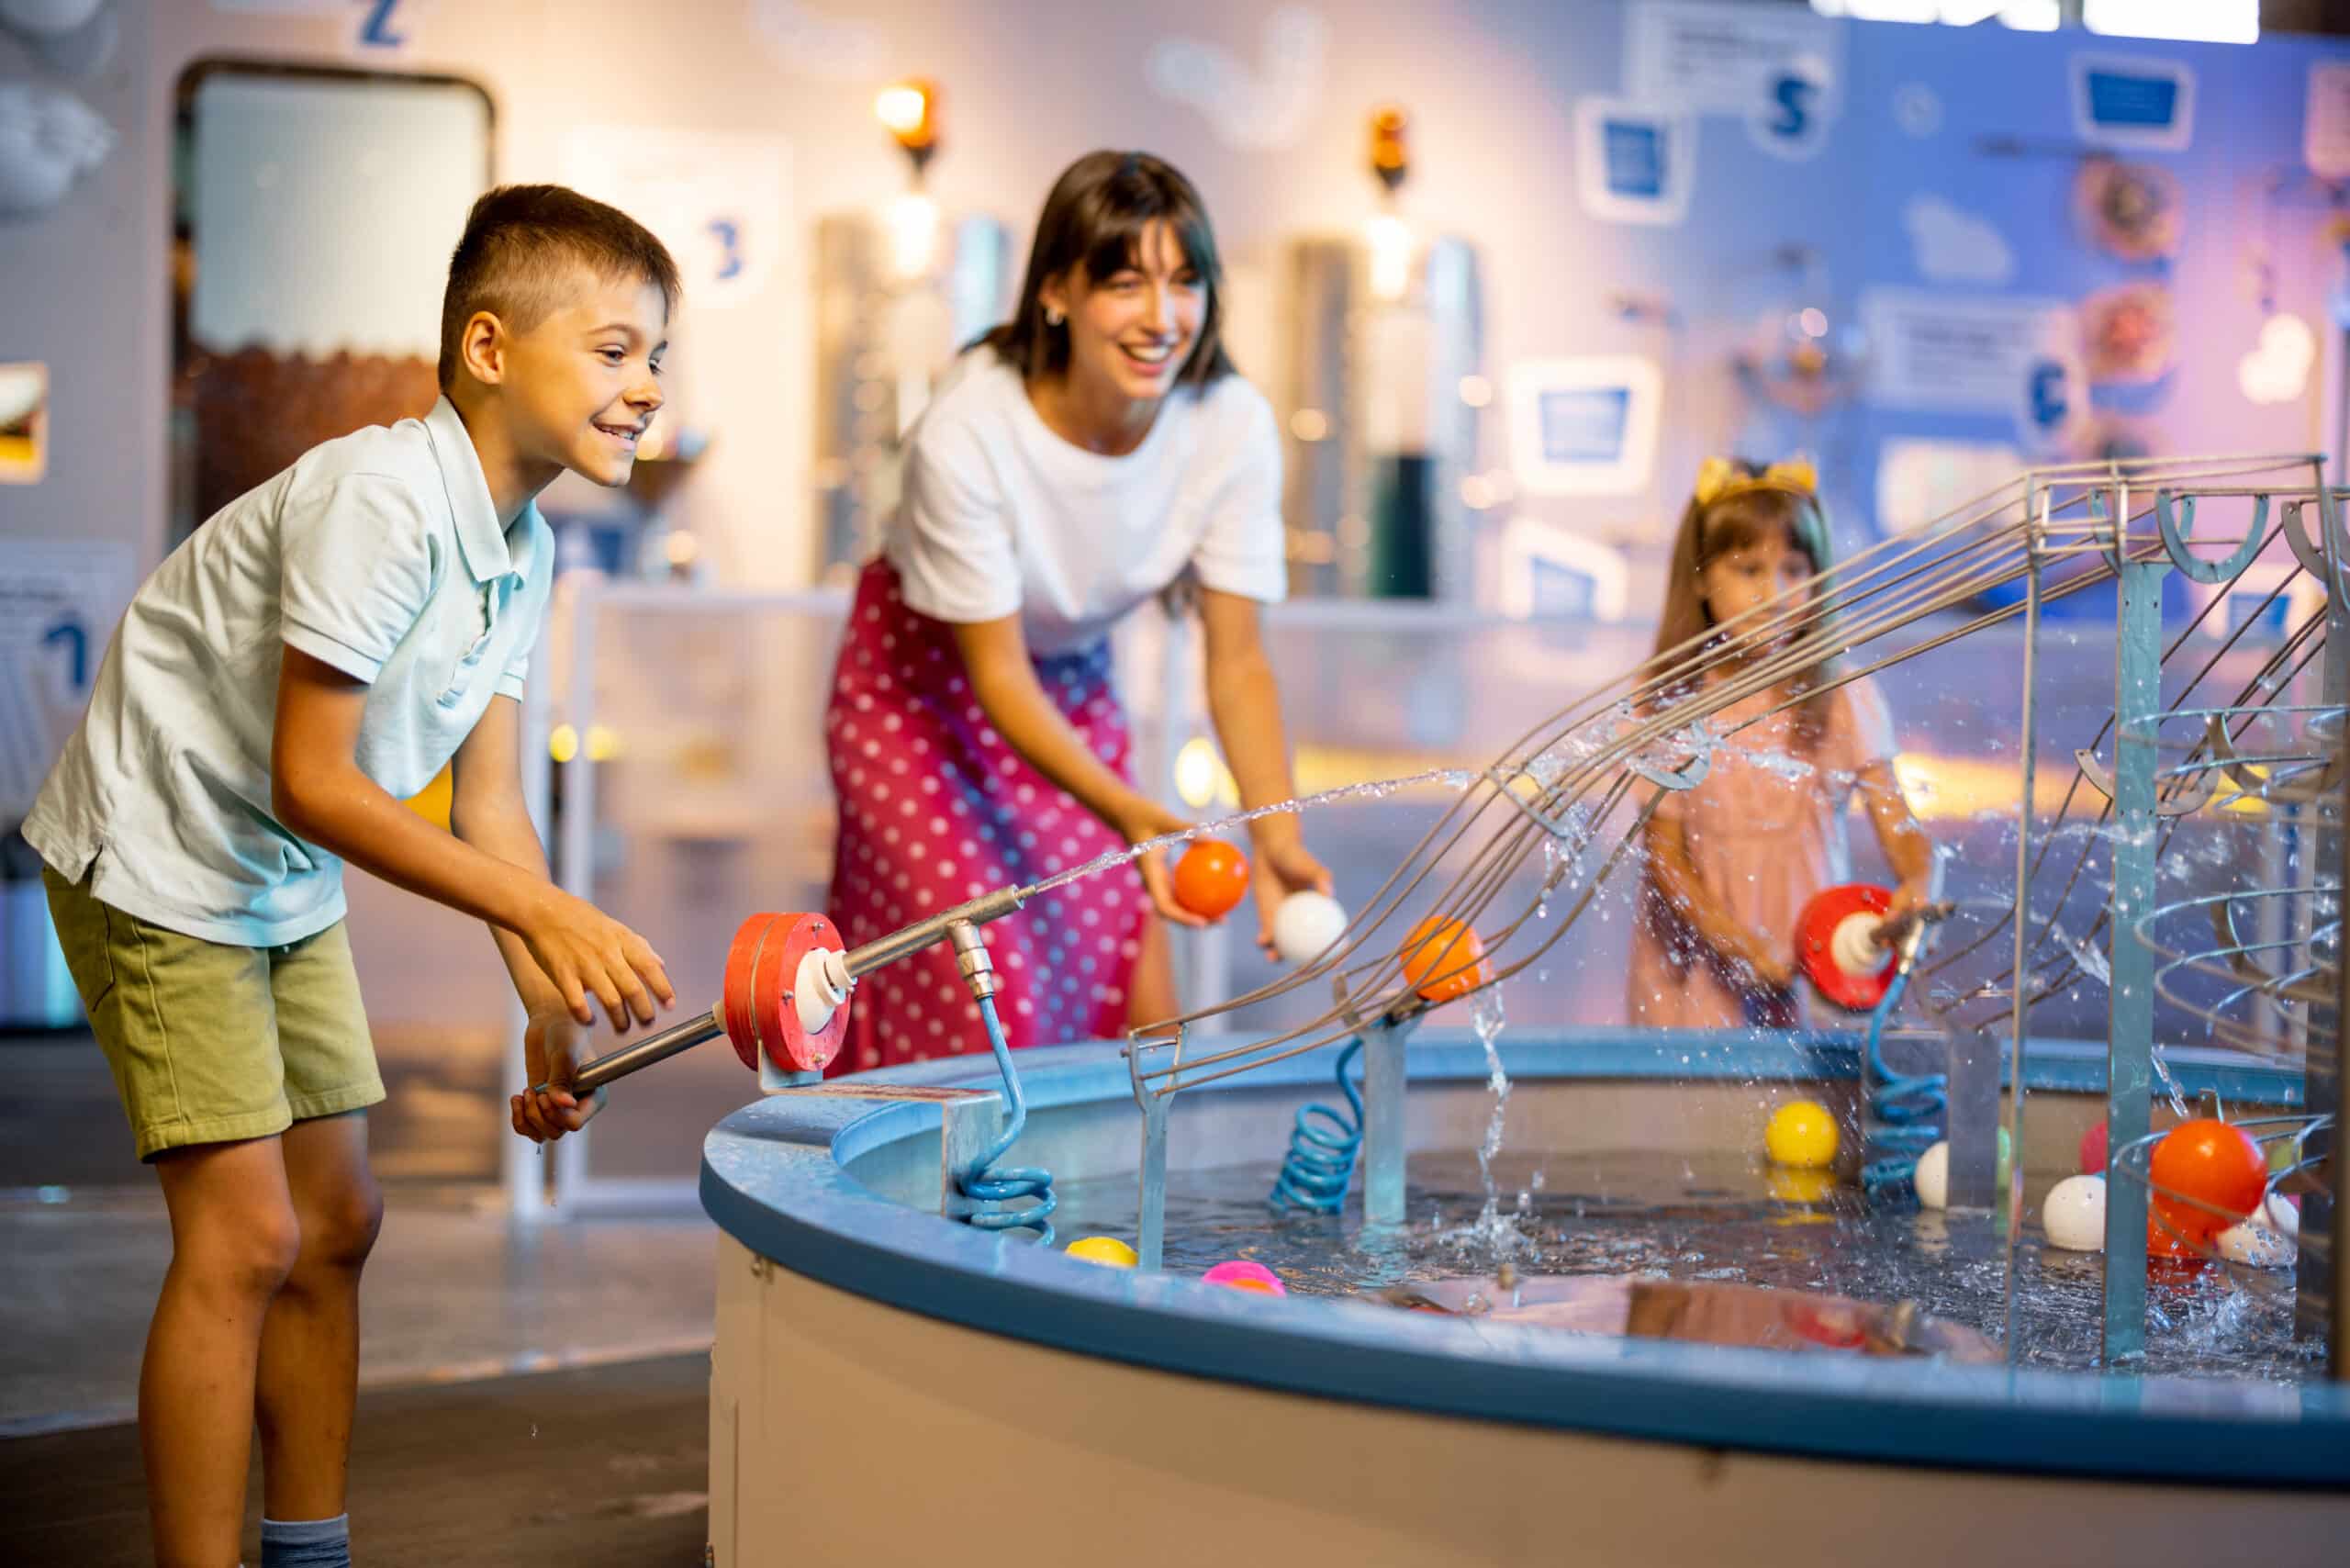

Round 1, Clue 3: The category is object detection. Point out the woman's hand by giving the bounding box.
[1247,823,1334,959]
[1113,798,1207,927]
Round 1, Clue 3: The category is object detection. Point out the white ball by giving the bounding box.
[2216,1194,2299,1268]
[1914,1140,1948,1210]
[1271,890,1348,965]
[2042,1173,2106,1252]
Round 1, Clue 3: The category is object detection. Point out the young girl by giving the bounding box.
[1627,457,1933,1029]
[824,151,1329,1070]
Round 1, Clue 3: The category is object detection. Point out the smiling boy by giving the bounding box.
[26,185,679,1568]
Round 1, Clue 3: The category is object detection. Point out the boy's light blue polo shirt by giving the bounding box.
[26,396,554,947]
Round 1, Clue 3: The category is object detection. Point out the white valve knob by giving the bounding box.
[1829,911,1892,980]
[794,947,851,1036]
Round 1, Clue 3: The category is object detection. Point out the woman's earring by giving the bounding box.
[1045,306,1065,327]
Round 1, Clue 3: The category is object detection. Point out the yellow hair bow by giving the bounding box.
[1695,455,1818,509]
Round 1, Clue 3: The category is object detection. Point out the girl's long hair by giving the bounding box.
[1649,464,1839,748]
[976,150,1236,388]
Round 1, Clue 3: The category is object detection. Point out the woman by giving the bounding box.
[824,150,1328,1070]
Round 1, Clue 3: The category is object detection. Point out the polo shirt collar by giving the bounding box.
[424,395,535,585]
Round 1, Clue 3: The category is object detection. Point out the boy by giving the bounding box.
[27,185,681,1568]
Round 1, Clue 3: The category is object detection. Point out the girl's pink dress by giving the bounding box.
[823,560,1147,1071]
[1625,677,1897,1029]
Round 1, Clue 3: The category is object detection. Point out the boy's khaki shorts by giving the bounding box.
[43,867,384,1160]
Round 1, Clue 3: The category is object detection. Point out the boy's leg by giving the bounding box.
[256,920,384,1535]
[148,1136,303,1567]
[41,868,304,1567]
[255,1111,381,1525]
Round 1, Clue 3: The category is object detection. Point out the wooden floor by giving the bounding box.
[0,1353,711,1566]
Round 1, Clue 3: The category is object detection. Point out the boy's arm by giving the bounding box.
[445,692,573,1019]
[448,692,630,1143]
[270,646,674,1034]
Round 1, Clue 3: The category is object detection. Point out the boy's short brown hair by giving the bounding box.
[438,185,682,389]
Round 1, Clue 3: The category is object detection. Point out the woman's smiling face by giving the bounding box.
[1043,219,1206,408]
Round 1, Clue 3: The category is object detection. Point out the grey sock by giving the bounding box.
[261,1513,351,1568]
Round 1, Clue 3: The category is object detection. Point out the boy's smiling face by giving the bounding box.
[497,268,668,487]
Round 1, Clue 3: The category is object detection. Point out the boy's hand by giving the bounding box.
[512,1008,606,1143]
[516,888,675,1031]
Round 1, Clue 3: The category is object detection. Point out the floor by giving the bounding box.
[0,1352,711,1566]
[4,1026,725,1560]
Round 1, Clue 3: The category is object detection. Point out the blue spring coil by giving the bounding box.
[957,994,1056,1243]
[1268,1038,1365,1213]
[1860,965,1946,1194]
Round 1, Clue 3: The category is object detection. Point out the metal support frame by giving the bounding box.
[2102,482,2162,1363]
[1131,1032,1180,1270]
[1359,1021,1414,1227]
[940,1094,1006,1221]
[2306,483,2350,1362]
[2002,487,2045,1356]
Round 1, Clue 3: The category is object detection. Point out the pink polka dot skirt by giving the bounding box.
[823,560,1147,1072]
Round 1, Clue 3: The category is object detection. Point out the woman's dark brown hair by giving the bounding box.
[978,150,1235,388]
[1649,463,1840,748]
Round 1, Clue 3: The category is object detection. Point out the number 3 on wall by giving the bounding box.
[708,218,744,282]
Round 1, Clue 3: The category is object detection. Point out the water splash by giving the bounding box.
[1024,765,1484,896]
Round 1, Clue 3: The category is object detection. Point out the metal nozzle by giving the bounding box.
[842,883,1026,980]
[947,920,999,1002]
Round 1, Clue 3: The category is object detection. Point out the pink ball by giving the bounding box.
[2080,1121,2109,1176]
[1202,1260,1286,1296]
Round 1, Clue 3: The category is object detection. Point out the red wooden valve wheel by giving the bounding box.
[1796,882,1896,1012]
[721,912,850,1075]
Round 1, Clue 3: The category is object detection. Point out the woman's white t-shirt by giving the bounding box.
[882,347,1288,654]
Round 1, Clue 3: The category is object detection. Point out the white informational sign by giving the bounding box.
[558,128,790,308]
[0,540,133,820]
[1859,288,2075,414]
[1506,355,1663,498]
[1623,2,1843,119]
[1874,438,2024,539]
[2069,53,2196,153]
[1574,99,1695,227]
[1497,518,1630,622]
[2306,62,2350,181]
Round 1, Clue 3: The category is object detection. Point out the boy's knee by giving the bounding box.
[303,1177,384,1271]
[187,1203,303,1301]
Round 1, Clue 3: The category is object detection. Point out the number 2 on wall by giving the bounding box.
[358,0,408,50]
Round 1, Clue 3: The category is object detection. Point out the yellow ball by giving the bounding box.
[1066,1235,1138,1268]
[1765,1100,1840,1170]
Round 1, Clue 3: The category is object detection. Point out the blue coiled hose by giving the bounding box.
[1860,965,1946,1194]
[1268,1038,1365,1213]
[957,994,1056,1243]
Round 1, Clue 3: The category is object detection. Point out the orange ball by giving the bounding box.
[1171,840,1249,920]
[2148,1118,2266,1243]
[1400,915,1491,1003]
